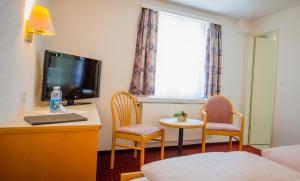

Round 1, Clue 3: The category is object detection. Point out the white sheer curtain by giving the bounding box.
[155,12,208,99]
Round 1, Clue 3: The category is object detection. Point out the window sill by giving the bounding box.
[135,96,206,104]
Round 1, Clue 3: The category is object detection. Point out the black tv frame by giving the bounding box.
[41,50,101,105]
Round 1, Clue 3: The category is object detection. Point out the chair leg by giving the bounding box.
[161,130,165,160]
[201,131,206,153]
[110,136,116,169]
[134,141,138,158]
[140,141,145,168]
[239,135,243,151]
[229,136,233,151]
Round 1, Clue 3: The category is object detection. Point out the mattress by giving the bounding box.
[262,144,300,172]
[141,152,300,181]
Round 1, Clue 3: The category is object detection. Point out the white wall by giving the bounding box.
[0,0,41,122]
[251,7,300,146]
[38,0,248,151]
[38,0,140,151]
[2,0,298,150]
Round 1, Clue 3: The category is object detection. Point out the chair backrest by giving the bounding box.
[111,91,140,131]
[204,95,233,124]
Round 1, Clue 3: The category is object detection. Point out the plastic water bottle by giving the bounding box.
[50,86,62,113]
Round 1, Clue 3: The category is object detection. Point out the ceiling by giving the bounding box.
[167,0,300,20]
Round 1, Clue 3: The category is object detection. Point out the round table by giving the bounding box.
[159,117,204,156]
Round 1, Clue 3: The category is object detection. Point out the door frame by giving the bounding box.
[247,29,279,147]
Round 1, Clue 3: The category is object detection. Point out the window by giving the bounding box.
[155,12,208,99]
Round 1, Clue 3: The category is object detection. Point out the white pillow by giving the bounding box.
[262,144,300,172]
[130,177,147,181]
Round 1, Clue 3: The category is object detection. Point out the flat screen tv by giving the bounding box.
[41,50,101,105]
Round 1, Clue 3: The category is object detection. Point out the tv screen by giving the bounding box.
[41,50,101,105]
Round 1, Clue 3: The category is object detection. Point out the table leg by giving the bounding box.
[178,128,184,156]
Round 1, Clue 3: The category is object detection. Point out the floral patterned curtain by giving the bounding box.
[129,8,159,95]
[204,23,222,98]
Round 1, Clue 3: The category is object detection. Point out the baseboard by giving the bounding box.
[98,141,240,154]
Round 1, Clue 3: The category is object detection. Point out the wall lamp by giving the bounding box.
[25,5,55,42]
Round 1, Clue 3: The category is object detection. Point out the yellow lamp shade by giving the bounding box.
[27,5,55,36]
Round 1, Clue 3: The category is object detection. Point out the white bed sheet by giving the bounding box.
[130,177,148,181]
[141,152,300,181]
[262,144,300,172]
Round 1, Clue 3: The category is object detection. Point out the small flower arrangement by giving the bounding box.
[174,111,188,122]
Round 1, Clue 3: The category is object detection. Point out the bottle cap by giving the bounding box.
[53,86,60,90]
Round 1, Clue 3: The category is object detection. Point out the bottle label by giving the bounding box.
[50,98,61,112]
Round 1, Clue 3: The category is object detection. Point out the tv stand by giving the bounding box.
[0,103,101,181]
[64,99,92,106]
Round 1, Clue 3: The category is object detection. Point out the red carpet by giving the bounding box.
[97,142,261,181]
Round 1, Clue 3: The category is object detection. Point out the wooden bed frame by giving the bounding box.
[120,171,144,181]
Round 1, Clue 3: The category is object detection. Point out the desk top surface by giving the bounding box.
[0,103,101,129]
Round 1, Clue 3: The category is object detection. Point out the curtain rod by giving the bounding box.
[140,2,220,25]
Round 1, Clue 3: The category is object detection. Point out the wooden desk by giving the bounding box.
[0,103,101,181]
[159,118,203,156]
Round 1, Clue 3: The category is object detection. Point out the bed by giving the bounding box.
[262,144,300,172]
[121,145,300,181]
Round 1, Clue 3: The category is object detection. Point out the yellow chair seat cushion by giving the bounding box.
[206,122,240,132]
[116,124,162,136]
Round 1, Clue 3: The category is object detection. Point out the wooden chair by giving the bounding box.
[120,171,144,181]
[201,95,244,152]
[110,91,165,169]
